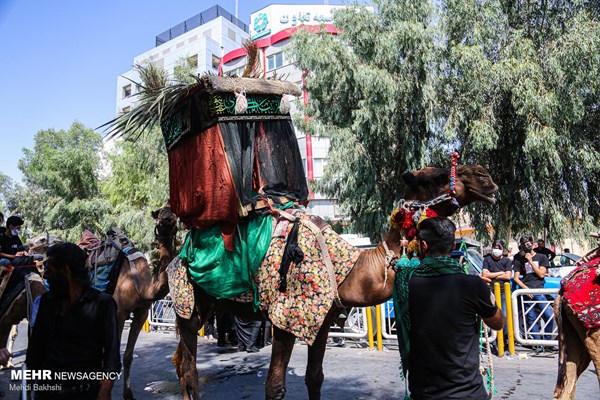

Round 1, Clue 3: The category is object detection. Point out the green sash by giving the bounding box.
[392,256,465,379]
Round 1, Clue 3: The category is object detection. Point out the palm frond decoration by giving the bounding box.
[242,40,262,78]
[99,62,198,142]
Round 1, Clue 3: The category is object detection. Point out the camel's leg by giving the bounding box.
[583,327,600,394]
[265,326,296,400]
[173,314,202,400]
[7,325,18,368]
[122,304,151,400]
[553,305,591,400]
[305,310,335,400]
[0,324,16,369]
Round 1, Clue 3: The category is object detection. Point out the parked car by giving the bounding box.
[548,253,581,278]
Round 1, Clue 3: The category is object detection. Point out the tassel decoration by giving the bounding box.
[280,95,291,114]
[235,89,248,114]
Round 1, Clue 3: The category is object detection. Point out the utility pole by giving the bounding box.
[235,0,239,20]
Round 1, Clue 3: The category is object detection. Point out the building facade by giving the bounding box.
[115,5,249,114]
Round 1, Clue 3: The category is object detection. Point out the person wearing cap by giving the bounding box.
[394,217,503,399]
[26,243,121,400]
[513,235,553,349]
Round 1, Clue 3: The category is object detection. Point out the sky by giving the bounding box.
[0,0,345,183]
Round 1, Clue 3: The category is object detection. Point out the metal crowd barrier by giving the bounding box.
[329,307,369,338]
[511,287,559,347]
[147,298,177,329]
[145,298,370,340]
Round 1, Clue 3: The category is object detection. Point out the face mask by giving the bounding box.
[11,229,20,236]
[524,244,533,252]
[492,249,503,258]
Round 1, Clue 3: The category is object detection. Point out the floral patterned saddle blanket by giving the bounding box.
[167,210,361,345]
[561,256,600,329]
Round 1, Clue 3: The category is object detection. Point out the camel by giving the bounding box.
[163,163,498,400]
[552,234,600,400]
[0,234,60,368]
[0,273,45,368]
[107,221,174,400]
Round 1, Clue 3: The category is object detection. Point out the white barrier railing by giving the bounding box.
[511,288,559,346]
[147,299,369,339]
[329,307,369,338]
[149,298,177,328]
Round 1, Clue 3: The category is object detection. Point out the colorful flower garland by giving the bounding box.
[390,152,460,266]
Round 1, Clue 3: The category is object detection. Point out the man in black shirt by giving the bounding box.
[394,217,503,400]
[26,243,121,400]
[513,235,553,341]
[0,216,26,265]
[534,239,556,264]
[482,240,512,350]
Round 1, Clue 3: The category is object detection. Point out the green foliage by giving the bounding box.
[19,122,102,201]
[101,127,169,250]
[11,121,168,251]
[290,0,440,239]
[443,0,600,244]
[293,0,600,245]
[101,127,169,209]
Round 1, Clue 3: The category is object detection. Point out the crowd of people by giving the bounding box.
[481,235,561,354]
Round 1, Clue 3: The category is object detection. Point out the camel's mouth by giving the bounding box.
[468,188,497,205]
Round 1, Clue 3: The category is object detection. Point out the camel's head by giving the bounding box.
[27,234,65,258]
[402,164,498,216]
[151,206,178,240]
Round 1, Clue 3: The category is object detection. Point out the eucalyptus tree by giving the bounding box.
[442,0,600,243]
[290,0,441,238]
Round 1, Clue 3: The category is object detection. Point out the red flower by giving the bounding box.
[426,208,438,218]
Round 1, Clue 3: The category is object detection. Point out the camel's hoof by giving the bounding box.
[266,387,286,400]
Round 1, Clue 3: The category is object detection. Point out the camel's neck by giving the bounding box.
[150,235,176,300]
[337,229,402,307]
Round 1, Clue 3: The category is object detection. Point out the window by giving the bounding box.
[122,84,131,98]
[228,28,236,41]
[267,52,284,71]
[226,65,246,77]
[122,106,131,113]
[153,58,164,70]
[188,35,197,43]
[313,158,328,177]
[204,29,212,38]
[212,54,220,70]
[187,54,198,68]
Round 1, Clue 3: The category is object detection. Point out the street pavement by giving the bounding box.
[1,323,598,399]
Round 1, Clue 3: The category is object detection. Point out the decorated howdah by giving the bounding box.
[158,76,307,244]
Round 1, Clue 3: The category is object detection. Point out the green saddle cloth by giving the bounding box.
[179,214,272,310]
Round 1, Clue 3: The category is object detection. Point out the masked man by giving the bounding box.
[26,243,121,400]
